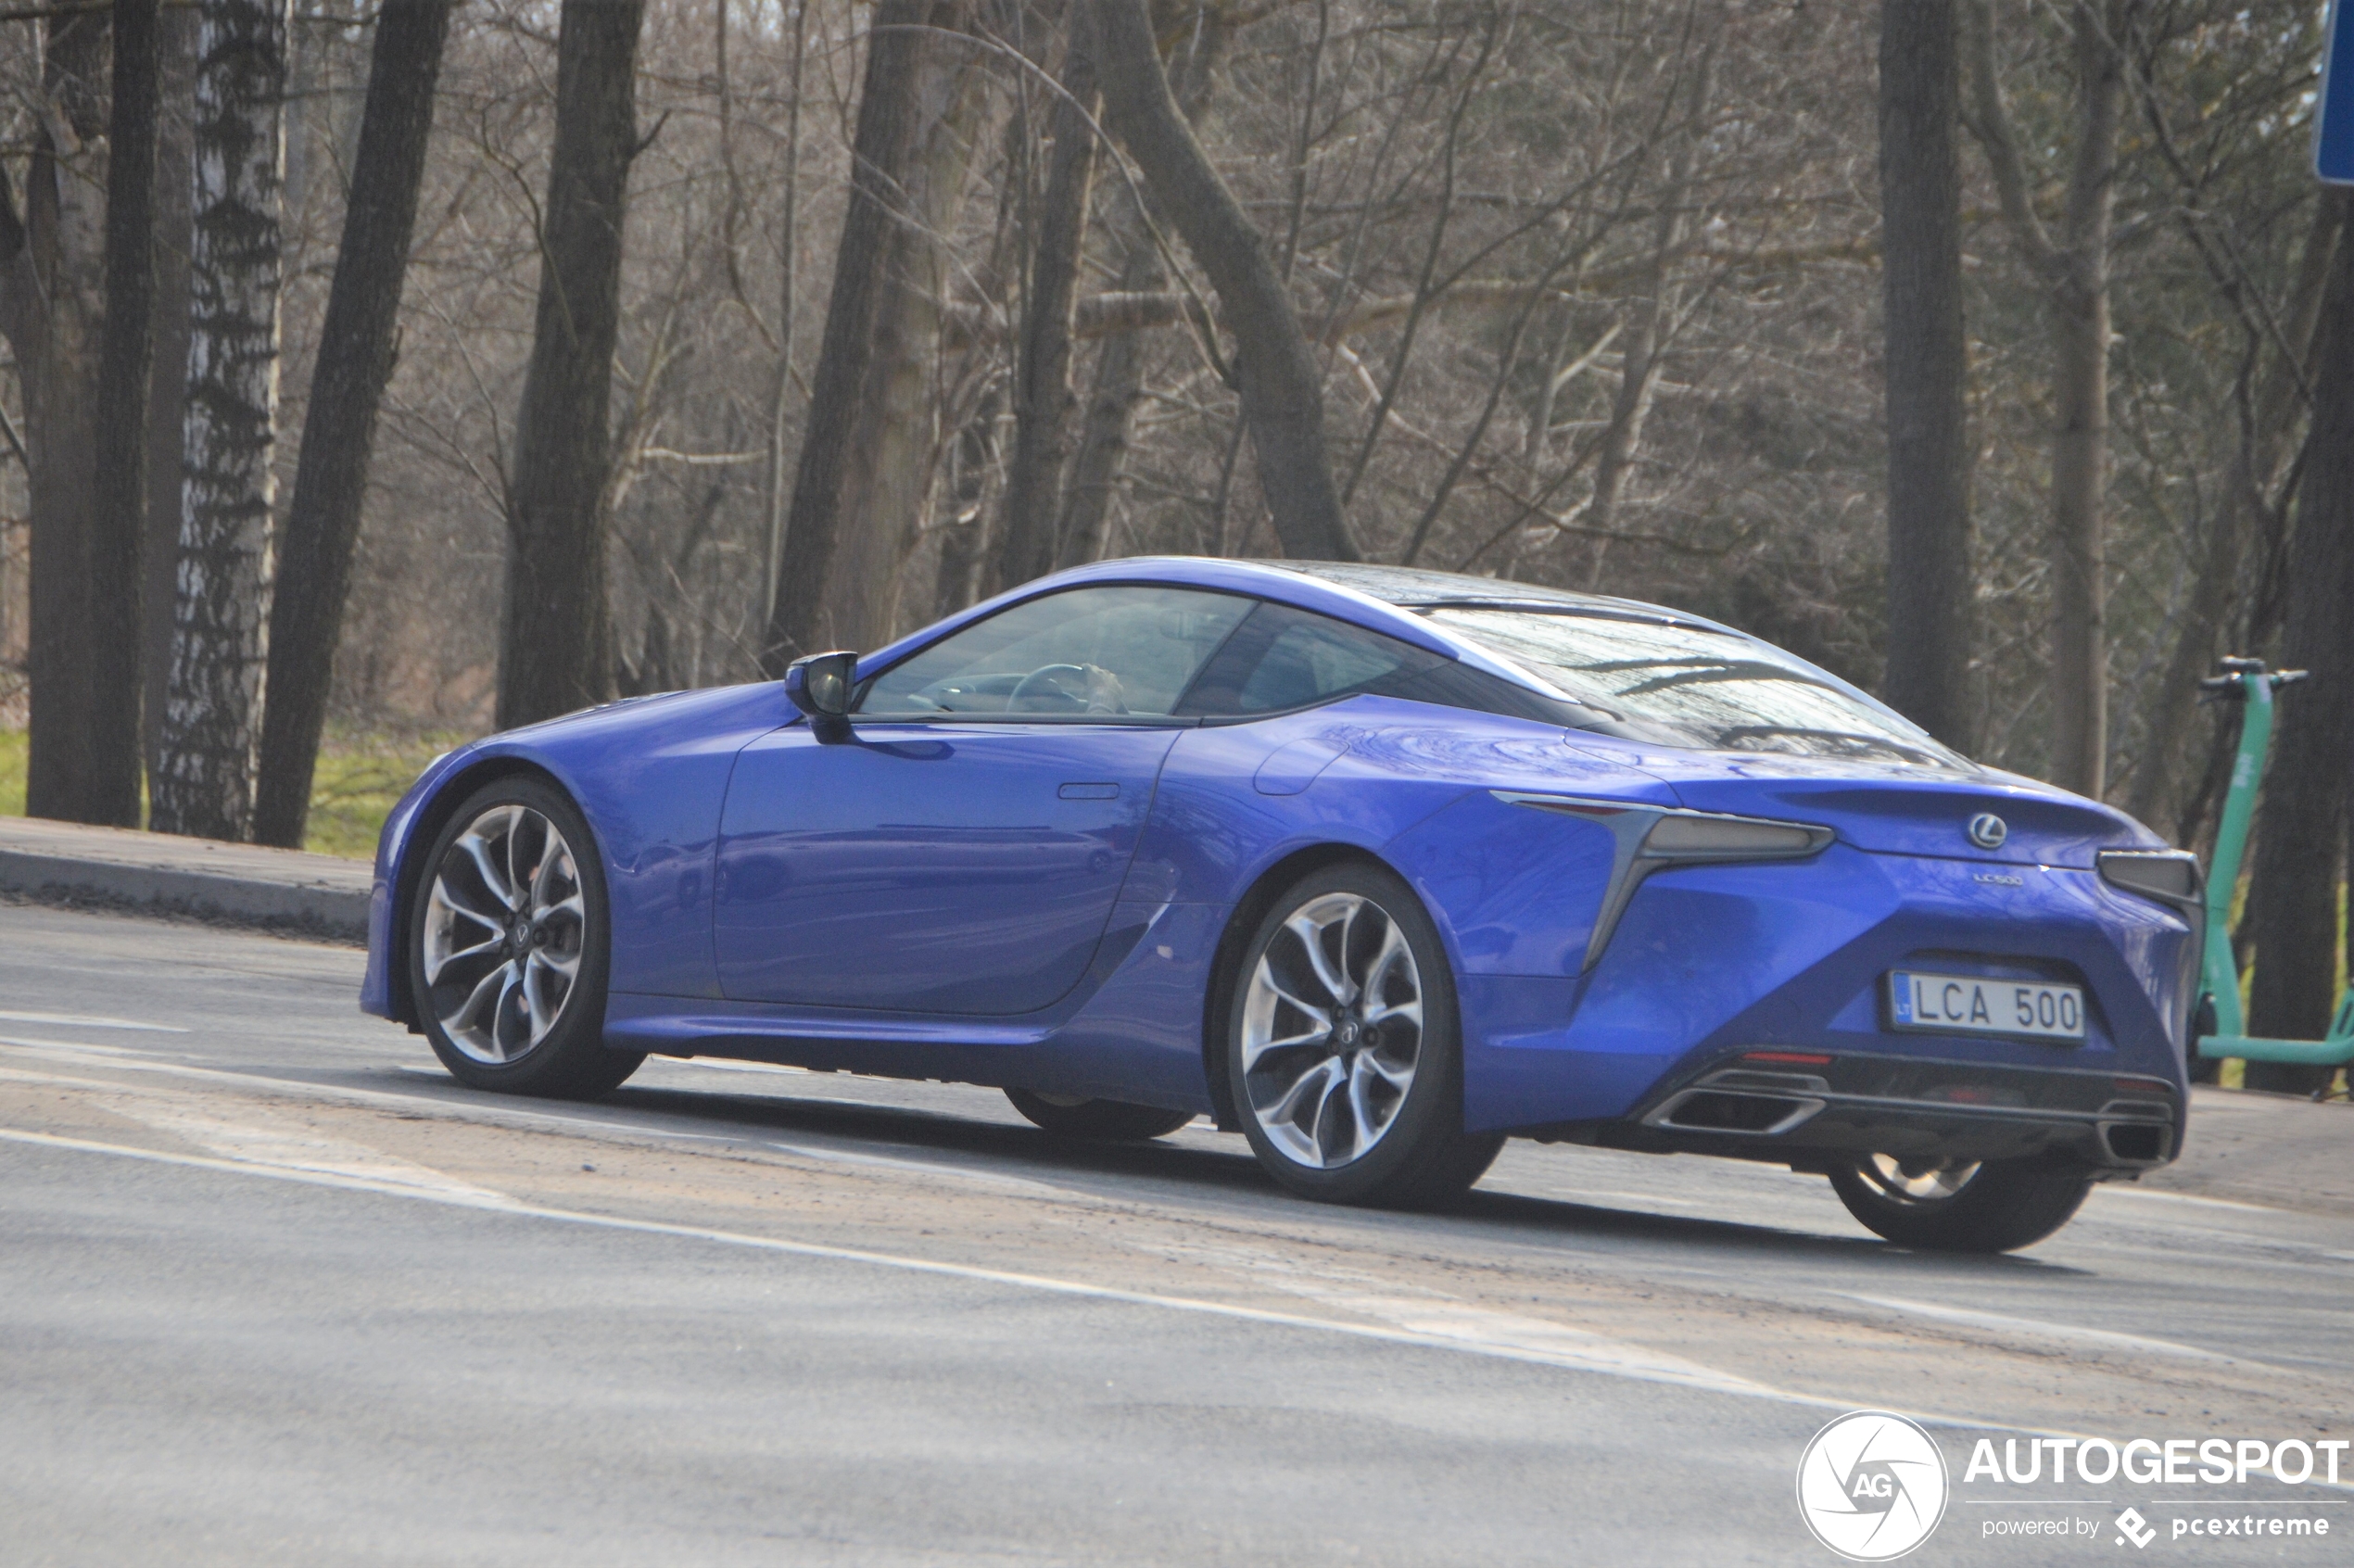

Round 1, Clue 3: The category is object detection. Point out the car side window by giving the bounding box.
[857,586,1253,719]
[1178,601,1445,717]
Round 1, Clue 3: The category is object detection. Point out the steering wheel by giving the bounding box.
[1008,664,1125,714]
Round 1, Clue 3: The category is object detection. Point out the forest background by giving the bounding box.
[0,0,2345,1086]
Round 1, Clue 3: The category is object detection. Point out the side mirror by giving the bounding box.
[785,651,859,725]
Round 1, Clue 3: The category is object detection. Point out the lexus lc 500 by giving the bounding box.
[362,558,2199,1252]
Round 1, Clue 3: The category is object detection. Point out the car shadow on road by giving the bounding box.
[561,1075,2094,1280]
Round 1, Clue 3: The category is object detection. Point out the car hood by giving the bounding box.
[1560,740,2164,868]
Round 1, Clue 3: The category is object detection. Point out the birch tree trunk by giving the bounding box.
[497,0,644,729]
[90,0,164,828]
[142,4,199,797]
[254,0,454,848]
[1878,0,1974,752]
[154,0,292,841]
[0,13,112,822]
[1093,0,1357,563]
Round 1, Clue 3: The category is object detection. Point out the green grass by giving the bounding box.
[0,727,23,820]
[0,725,463,860]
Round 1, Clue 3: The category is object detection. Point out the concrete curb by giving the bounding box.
[0,816,373,943]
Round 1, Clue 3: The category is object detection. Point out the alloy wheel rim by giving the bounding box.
[422,804,586,1064]
[1861,1152,1981,1203]
[1240,891,1424,1169]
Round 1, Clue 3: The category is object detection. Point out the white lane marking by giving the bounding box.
[764,1140,1073,1197]
[1841,1294,2256,1368]
[0,1034,150,1056]
[1146,1237,1766,1397]
[666,1058,812,1077]
[0,1123,1828,1409]
[2095,1185,2283,1214]
[91,1094,517,1205]
[0,1045,768,1151]
[0,1011,188,1033]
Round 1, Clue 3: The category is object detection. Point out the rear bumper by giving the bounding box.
[1527,1051,2182,1174]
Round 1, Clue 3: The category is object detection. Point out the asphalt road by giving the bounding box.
[2,900,2348,1565]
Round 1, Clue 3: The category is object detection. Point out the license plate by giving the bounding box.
[1887,969,2085,1041]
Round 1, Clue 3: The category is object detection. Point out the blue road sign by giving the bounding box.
[2322,0,2354,182]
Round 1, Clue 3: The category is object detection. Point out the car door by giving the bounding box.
[713,585,1255,1015]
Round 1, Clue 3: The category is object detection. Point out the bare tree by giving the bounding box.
[992,10,1097,591]
[1966,0,2139,797]
[0,12,111,821]
[816,5,988,651]
[254,0,455,848]
[2240,222,2354,1095]
[1878,0,1973,751]
[89,0,164,826]
[154,0,294,841]
[763,0,944,668]
[142,4,199,796]
[497,0,645,728]
[1093,0,1356,563]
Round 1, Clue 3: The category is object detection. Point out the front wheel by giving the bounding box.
[1828,1155,2092,1253]
[1225,863,1502,1208]
[409,778,643,1099]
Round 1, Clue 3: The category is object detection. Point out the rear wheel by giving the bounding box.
[1225,863,1502,1208]
[1003,1088,1194,1141]
[409,778,642,1099]
[1828,1154,2092,1253]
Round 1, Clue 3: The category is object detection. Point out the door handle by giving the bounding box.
[1058,782,1120,801]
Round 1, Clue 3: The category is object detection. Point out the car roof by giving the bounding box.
[1263,561,1729,631]
[859,555,1753,703]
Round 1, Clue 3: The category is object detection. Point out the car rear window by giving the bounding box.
[1423,608,1964,766]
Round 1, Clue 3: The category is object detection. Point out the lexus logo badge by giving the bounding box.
[1967,813,2007,850]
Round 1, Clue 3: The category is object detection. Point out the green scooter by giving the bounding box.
[2193,657,2354,1069]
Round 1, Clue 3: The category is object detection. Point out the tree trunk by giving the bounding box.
[1093,0,1356,563]
[497,0,643,729]
[761,0,937,671]
[817,6,988,652]
[1055,219,1158,571]
[153,0,292,841]
[1965,0,2133,798]
[1,12,112,822]
[90,0,163,828]
[143,3,199,799]
[2241,226,2354,1095]
[993,19,1098,591]
[1877,0,1974,752]
[252,0,454,849]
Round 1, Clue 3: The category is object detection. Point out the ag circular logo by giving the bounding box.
[1795,1410,1949,1561]
[1967,812,2007,850]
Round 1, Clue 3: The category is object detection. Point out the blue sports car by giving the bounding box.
[362,558,2201,1252]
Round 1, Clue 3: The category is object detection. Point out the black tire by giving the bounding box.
[1224,862,1503,1208]
[1828,1156,2093,1253]
[1004,1088,1196,1141]
[407,776,643,1099]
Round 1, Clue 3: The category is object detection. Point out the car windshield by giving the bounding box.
[1422,608,1966,767]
